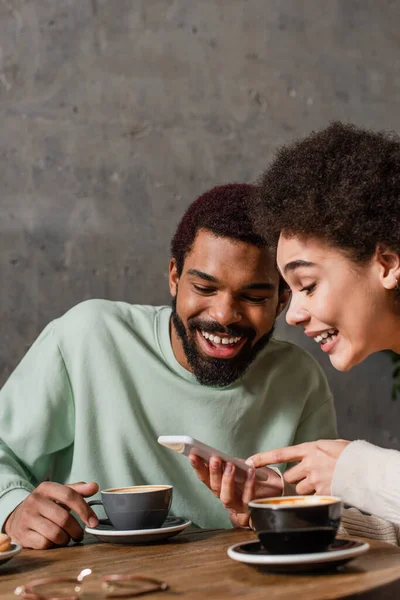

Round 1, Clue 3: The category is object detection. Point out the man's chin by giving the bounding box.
[188,360,247,387]
[170,307,274,387]
[187,339,263,387]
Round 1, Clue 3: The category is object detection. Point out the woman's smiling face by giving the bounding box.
[277,234,400,371]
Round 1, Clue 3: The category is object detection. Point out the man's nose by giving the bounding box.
[286,296,310,327]
[208,295,242,327]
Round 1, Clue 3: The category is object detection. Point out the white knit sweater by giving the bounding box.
[332,440,400,545]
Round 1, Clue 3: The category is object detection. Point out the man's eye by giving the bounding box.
[193,285,214,294]
[300,283,316,295]
[242,295,268,304]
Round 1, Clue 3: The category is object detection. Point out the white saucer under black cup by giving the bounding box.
[85,516,191,545]
[227,538,370,573]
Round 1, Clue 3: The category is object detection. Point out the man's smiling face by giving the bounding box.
[169,229,288,387]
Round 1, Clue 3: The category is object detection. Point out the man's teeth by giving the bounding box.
[201,331,242,345]
[313,329,338,344]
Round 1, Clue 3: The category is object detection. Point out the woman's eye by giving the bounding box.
[300,283,316,295]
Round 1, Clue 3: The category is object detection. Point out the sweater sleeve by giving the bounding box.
[339,507,400,546]
[0,322,75,531]
[332,440,400,525]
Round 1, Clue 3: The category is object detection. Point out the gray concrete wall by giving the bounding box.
[0,0,399,447]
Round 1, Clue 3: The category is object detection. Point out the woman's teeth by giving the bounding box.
[314,329,338,345]
[201,331,242,345]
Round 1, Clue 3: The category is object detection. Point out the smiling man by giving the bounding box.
[170,233,279,387]
[0,183,337,549]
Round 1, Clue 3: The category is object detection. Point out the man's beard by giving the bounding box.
[171,298,275,387]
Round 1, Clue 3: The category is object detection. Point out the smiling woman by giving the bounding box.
[249,122,400,545]
[278,235,397,372]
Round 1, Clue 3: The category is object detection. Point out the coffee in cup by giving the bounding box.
[88,485,173,530]
[248,495,342,554]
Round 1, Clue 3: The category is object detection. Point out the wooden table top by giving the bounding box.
[1,529,400,599]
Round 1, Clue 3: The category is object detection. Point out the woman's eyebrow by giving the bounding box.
[283,260,316,275]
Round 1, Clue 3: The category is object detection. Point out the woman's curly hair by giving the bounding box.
[256,121,400,263]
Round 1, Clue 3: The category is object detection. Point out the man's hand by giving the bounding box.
[189,453,283,528]
[4,481,99,549]
[247,439,350,495]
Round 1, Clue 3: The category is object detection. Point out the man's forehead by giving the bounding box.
[189,230,273,258]
[183,234,278,283]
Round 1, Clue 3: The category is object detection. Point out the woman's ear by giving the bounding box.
[375,245,400,290]
[169,259,179,297]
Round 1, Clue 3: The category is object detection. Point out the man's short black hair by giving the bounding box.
[171,183,269,275]
[256,121,400,263]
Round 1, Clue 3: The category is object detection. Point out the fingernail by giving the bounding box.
[224,463,233,475]
[247,468,256,480]
[89,516,98,528]
[210,458,219,469]
[189,457,196,466]
[245,458,254,467]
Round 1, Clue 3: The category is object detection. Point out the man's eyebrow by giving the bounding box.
[187,269,219,283]
[283,260,316,275]
[187,269,275,290]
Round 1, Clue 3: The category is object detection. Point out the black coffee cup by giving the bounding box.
[248,495,342,554]
[88,485,173,530]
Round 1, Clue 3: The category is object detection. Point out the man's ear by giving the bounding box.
[375,245,400,290]
[276,289,291,318]
[169,259,180,297]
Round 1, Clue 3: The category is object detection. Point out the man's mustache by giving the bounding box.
[188,318,256,340]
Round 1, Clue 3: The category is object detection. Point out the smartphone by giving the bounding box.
[157,435,271,482]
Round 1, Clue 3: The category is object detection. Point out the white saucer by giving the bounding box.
[85,516,191,545]
[0,543,22,567]
[227,538,370,573]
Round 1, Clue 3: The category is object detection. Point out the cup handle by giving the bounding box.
[87,499,111,525]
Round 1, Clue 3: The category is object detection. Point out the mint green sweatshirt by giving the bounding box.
[0,300,337,530]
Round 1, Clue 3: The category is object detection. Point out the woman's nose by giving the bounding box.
[286,298,310,327]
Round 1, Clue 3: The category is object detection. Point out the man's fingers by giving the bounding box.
[219,462,236,506]
[283,463,307,484]
[241,468,256,506]
[189,453,211,487]
[66,481,99,497]
[31,514,71,547]
[246,443,311,468]
[5,483,98,549]
[189,454,212,487]
[209,457,223,497]
[18,529,55,551]
[38,498,84,542]
[36,482,98,527]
